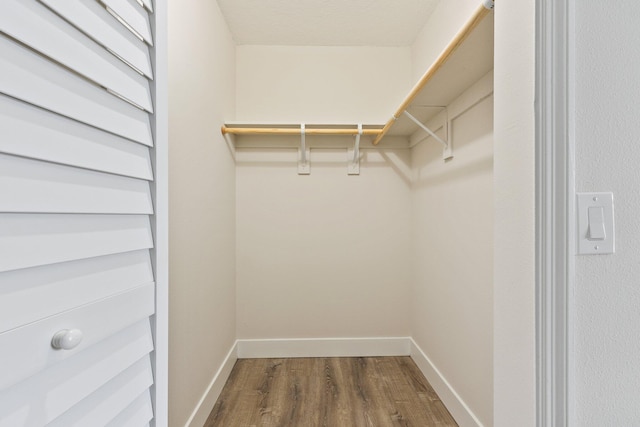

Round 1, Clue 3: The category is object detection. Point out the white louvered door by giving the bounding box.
[0,1,166,426]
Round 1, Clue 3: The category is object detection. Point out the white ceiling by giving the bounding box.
[216,0,441,47]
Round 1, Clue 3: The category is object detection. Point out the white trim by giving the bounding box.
[184,341,239,427]
[237,337,411,359]
[409,339,483,427]
[535,0,573,425]
[151,1,169,427]
[149,1,168,426]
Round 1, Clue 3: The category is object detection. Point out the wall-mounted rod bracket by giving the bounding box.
[403,111,453,160]
[298,124,310,174]
[483,0,495,10]
[348,124,362,175]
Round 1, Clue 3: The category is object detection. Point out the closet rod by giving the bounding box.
[221,126,382,136]
[372,1,494,145]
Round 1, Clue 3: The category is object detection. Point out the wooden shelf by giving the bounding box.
[221,123,384,136]
[221,2,494,147]
[375,5,494,144]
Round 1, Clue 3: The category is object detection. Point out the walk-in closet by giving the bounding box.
[1,0,541,425]
[170,1,502,426]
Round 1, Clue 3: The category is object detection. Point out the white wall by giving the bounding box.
[410,72,494,427]
[236,147,412,339]
[236,45,411,124]
[410,0,480,82]
[574,2,640,425]
[409,2,495,424]
[168,1,236,425]
[235,46,413,340]
[493,0,536,426]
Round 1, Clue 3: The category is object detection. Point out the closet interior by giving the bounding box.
[170,1,495,426]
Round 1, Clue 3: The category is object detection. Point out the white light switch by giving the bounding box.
[587,207,606,240]
[577,192,614,254]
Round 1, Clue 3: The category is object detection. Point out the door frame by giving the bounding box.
[535,0,574,425]
[150,2,169,426]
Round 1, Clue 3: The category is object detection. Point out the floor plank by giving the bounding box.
[204,356,458,427]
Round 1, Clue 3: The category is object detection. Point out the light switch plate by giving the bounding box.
[577,192,615,255]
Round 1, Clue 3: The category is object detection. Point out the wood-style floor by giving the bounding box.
[205,356,458,427]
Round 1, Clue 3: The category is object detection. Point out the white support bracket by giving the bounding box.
[403,110,453,160]
[446,114,453,160]
[347,124,362,175]
[298,123,310,174]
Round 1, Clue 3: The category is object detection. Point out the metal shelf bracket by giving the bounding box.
[347,124,362,175]
[403,110,453,160]
[298,123,310,174]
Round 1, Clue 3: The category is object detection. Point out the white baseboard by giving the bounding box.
[185,340,238,427]
[237,337,411,359]
[409,338,483,427]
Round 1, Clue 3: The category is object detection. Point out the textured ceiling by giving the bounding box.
[216,0,441,46]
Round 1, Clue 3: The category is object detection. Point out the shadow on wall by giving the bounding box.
[412,96,493,190]
[412,151,493,190]
[234,142,414,187]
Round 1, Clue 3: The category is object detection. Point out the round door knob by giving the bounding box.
[51,329,83,350]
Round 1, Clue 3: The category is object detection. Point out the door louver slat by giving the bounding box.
[0,154,153,214]
[40,0,153,79]
[102,0,153,45]
[0,36,153,146]
[105,390,154,427]
[0,214,153,273]
[0,250,153,334]
[0,94,153,180]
